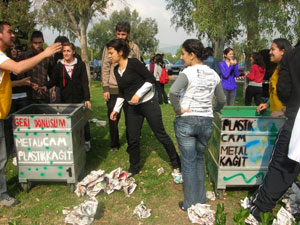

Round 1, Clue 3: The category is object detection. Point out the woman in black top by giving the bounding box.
[44,42,92,151]
[107,39,181,176]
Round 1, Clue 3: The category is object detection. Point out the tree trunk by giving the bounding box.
[212,38,225,62]
[79,19,91,86]
[245,1,259,71]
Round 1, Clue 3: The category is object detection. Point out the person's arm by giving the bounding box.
[110,97,125,121]
[219,61,233,78]
[101,47,111,92]
[277,53,292,105]
[233,63,240,77]
[11,77,31,87]
[46,64,60,89]
[169,72,189,115]
[214,82,226,112]
[0,43,61,74]
[246,65,257,81]
[80,62,90,102]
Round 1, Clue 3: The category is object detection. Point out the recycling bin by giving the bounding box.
[206,106,286,196]
[12,104,91,192]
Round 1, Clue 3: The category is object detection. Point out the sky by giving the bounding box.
[41,0,198,49]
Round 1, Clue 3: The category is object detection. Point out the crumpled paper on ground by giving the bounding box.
[75,168,137,198]
[171,169,183,184]
[89,118,106,127]
[133,201,151,219]
[157,167,164,175]
[240,197,251,209]
[206,191,216,201]
[272,207,295,225]
[187,203,215,225]
[63,197,98,225]
[282,182,300,215]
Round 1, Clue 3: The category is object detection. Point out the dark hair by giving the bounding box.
[155,53,165,67]
[251,52,265,68]
[205,47,214,57]
[106,39,130,58]
[182,39,208,61]
[223,47,233,55]
[63,42,76,51]
[259,49,276,80]
[54,36,69,45]
[30,30,44,41]
[115,22,131,33]
[272,38,292,52]
[0,21,11,33]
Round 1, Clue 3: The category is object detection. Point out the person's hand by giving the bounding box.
[230,59,237,65]
[271,110,285,117]
[38,86,47,95]
[103,92,110,101]
[257,103,268,112]
[176,108,190,116]
[129,94,140,105]
[110,111,118,121]
[52,90,56,102]
[21,77,31,86]
[31,82,39,91]
[44,43,62,57]
[85,101,92,110]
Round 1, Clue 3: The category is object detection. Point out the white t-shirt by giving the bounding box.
[0,51,10,84]
[179,65,220,117]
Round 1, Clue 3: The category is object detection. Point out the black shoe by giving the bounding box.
[128,166,140,176]
[178,201,187,211]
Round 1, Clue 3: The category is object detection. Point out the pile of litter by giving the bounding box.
[187,204,215,225]
[75,168,137,197]
[64,168,137,225]
[63,197,98,225]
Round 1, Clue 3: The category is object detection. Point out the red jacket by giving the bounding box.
[246,64,265,83]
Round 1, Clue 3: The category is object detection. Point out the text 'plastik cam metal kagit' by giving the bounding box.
[12,104,91,192]
[206,106,286,197]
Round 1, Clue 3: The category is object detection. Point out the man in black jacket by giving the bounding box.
[249,46,300,222]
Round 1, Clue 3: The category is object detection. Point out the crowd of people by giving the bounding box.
[1,19,300,224]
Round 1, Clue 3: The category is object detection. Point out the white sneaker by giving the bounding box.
[172,168,183,184]
[12,157,17,166]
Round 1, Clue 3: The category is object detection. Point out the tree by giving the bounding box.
[0,0,36,50]
[37,0,111,83]
[166,0,240,60]
[166,0,300,66]
[88,7,159,57]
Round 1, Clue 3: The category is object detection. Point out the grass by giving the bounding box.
[0,80,295,224]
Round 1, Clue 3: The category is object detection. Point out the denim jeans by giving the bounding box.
[174,116,213,209]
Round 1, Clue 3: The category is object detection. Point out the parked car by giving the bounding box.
[169,59,185,75]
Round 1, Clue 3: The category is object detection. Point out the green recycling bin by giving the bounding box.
[206,106,286,196]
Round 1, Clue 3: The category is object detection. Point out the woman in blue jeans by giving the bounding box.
[169,39,226,211]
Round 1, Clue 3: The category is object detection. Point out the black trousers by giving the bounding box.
[125,98,180,171]
[106,94,121,148]
[245,85,262,106]
[155,81,168,104]
[250,118,300,220]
